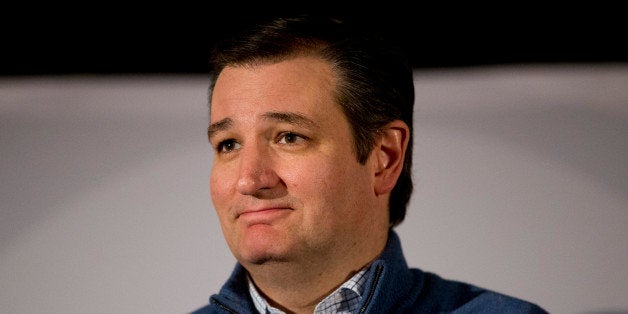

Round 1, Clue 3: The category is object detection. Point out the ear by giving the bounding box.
[373,120,410,196]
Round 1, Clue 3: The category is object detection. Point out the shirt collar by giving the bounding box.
[247,266,370,314]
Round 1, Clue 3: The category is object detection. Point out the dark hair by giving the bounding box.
[207,15,414,227]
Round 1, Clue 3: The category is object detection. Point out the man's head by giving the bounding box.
[208,15,415,228]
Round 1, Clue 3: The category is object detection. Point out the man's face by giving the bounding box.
[208,56,384,266]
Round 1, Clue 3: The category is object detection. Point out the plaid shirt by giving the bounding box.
[248,266,370,314]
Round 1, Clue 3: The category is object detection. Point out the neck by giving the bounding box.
[245,231,388,313]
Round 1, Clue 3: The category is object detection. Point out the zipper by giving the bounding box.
[211,297,238,314]
[358,264,383,314]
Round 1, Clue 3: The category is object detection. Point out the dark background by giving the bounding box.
[3,5,626,76]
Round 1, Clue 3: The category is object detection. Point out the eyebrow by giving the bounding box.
[261,111,318,129]
[207,111,319,141]
[207,118,233,141]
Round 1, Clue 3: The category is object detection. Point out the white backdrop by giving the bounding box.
[1,64,627,313]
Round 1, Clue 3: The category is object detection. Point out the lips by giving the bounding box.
[237,206,291,217]
[236,206,293,225]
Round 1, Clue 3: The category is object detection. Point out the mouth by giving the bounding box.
[236,207,292,225]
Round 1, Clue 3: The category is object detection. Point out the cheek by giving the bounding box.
[209,167,230,208]
[281,160,332,192]
[281,156,362,205]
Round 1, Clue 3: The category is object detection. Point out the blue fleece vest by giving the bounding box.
[191,231,548,313]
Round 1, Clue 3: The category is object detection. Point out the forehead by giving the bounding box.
[210,56,340,123]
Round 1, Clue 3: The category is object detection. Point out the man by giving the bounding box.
[193,15,547,313]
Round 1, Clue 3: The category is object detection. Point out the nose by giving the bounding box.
[236,143,281,196]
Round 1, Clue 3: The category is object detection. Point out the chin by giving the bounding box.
[239,250,288,266]
[245,255,274,265]
[237,240,288,266]
[236,226,292,263]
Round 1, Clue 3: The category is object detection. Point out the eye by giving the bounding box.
[277,132,307,145]
[215,139,241,153]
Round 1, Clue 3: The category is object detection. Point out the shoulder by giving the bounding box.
[416,271,548,313]
[372,231,548,313]
[456,290,548,313]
